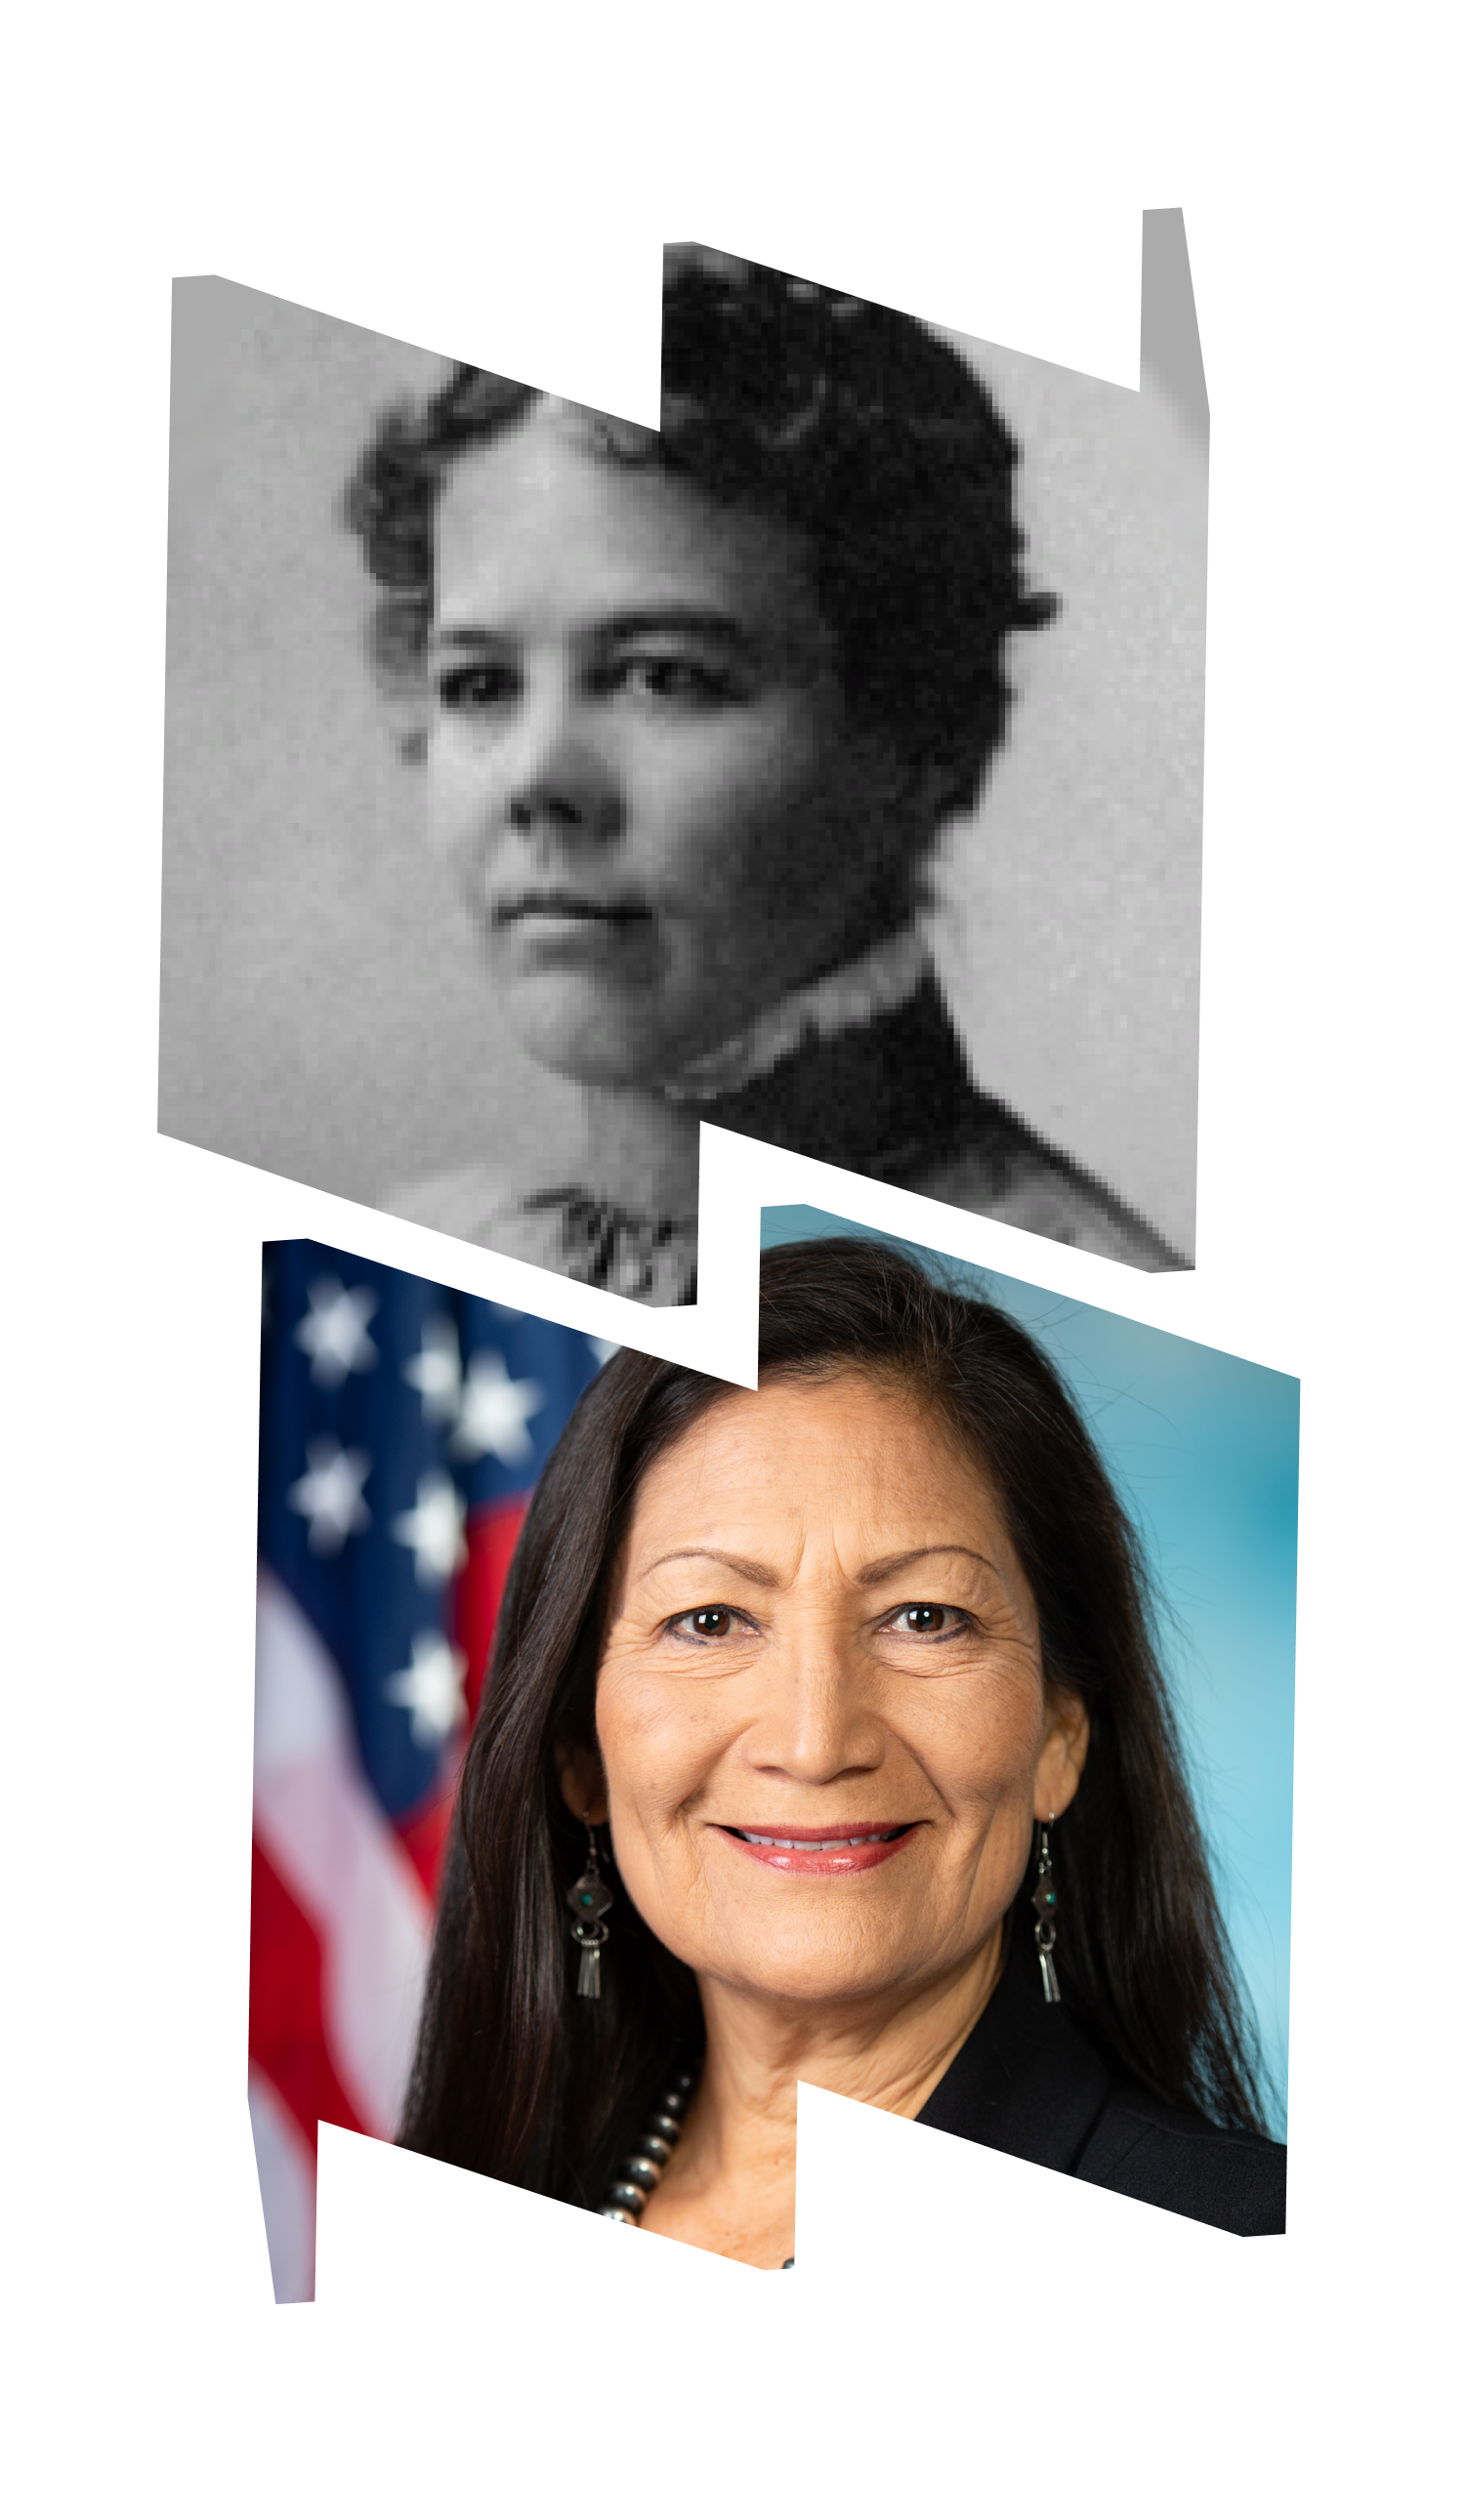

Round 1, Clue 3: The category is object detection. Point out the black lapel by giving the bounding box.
[916,1945,1114,2174]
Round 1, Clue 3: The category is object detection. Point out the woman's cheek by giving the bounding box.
[647,713,826,880]
[918,1652,1048,1811]
[597,1653,727,1814]
[602,1756,714,1957]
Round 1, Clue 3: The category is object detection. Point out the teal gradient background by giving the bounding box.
[761,1207,1297,2136]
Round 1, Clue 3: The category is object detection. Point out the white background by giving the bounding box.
[6,5,1458,2514]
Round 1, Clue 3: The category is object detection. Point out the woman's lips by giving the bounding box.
[490,893,655,973]
[714,1823,917,1877]
[493,891,650,930]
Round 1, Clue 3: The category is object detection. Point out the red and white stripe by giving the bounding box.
[250,1568,433,2299]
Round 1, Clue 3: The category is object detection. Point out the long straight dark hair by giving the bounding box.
[399,1239,1274,2196]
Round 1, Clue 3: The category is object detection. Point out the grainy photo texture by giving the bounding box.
[162,226,1207,1301]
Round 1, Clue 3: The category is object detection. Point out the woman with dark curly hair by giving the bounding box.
[345,252,1181,1301]
[399,1238,1281,2260]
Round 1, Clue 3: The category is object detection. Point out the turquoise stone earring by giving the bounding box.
[566,1821,613,1998]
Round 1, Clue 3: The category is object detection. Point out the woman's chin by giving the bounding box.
[699,1940,939,2012]
[517,1023,660,1095]
[508,978,684,1095]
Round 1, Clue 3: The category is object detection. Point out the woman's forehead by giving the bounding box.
[628,1374,1009,1553]
[432,399,831,661]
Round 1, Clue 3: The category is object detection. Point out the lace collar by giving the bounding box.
[664,925,931,1105]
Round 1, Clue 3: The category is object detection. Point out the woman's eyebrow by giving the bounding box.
[427,622,507,652]
[857,1546,999,1585]
[640,1546,779,1585]
[427,609,760,657]
[637,1543,998,1589]
[597,606,757,655]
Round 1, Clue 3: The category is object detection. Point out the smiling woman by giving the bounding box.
[399,1239,1284,2256]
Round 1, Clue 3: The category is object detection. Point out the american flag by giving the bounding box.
[252,1238,609,2301]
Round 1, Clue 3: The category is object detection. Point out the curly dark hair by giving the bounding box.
[399,1237,1273,2208]
[342,246,1056,806]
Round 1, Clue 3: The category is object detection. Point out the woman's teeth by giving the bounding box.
[735,1830,902,1849]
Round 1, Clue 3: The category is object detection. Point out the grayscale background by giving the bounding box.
[159,219,1207,1258]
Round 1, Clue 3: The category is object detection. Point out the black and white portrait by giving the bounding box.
[161,228,1206,1302]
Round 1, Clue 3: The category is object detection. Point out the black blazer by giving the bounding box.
[917,1945,1286,2237]
[581,1950,1285,2241]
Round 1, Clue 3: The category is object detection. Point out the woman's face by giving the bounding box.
[586,1372,1088,2013]
[428,402,929,1091]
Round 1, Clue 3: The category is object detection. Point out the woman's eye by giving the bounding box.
[670,1604,742,1640]
[437,661,518,713]
[610,656,734,705]
[888,1603,967,1637]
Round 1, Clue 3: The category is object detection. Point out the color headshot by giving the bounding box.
[252,1211,1293,2297]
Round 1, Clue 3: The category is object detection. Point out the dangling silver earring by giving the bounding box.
[566,1820,613,1999]
[1032,1817,1061,2004]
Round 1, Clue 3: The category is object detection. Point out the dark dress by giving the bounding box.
[914,1939,1285,2237]
[390,977,1184,1300]
[701,976,1184,1272]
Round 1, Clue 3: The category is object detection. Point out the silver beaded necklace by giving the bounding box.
[598,2072,795,2268]
[599,2068,696,2223]
[568,1828,794,2263]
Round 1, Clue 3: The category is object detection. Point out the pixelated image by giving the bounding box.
[162,228,1208,1300]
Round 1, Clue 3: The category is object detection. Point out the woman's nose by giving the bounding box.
[503,696,623,847]
[751,1650,885,1785]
